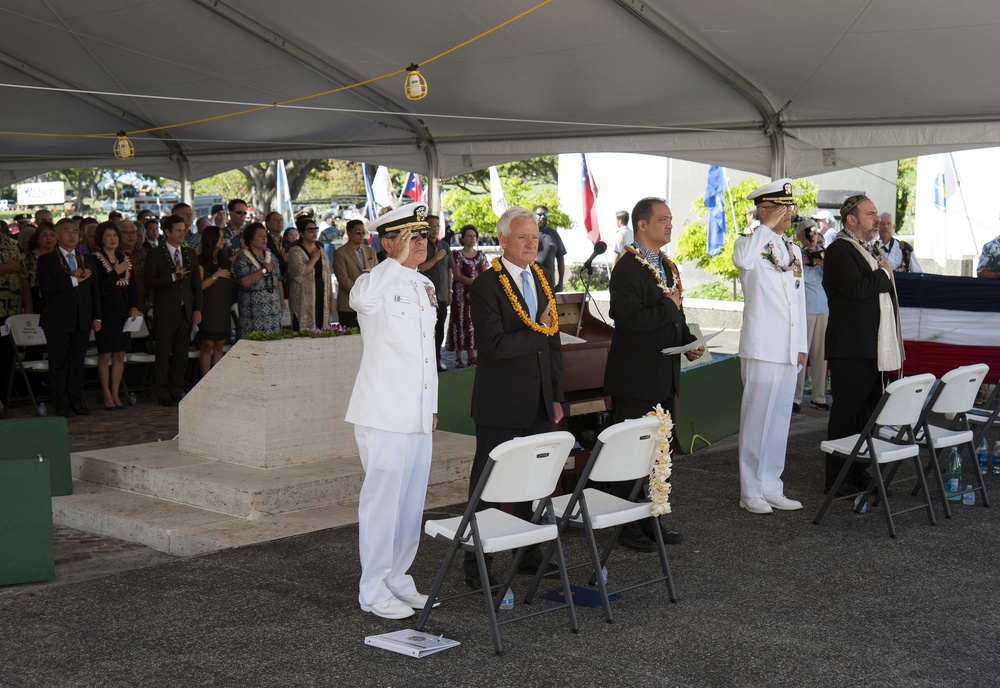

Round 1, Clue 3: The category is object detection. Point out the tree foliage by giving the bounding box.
[442,158,568,235]
[674,177,819,284]
[446,156,558,193]
[895,158,916,233]
[238,159,327,213]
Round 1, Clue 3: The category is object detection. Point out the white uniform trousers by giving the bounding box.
[739,358,797,499]
[794,312,829,405]
[355,425,433,606]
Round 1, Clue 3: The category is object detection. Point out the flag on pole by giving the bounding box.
[398,172,426,204]
[488,166,508,218]
[362,164,377,222]
[704,165,727,256]
[934,155,958,210]
[581,154,601,244]
[274,159,293,229]
[372,166,395,209]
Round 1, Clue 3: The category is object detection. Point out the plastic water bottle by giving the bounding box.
[945,448,962,501]
[128,392,137,406]
[37,402,47,417]
[963,485,976,506]
[601,566,609,584]
[500,587,514,611]
[977,439,990,475]
[993,441,1000,476]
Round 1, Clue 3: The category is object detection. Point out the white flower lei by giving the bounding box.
[646,403,674,516]
[624,245,680,298]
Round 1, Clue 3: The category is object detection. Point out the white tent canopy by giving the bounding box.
[3,0,1000,194]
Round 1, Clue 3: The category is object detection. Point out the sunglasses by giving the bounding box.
[535,212,548,217]
[386,228,430,240]
[232,210,247,215]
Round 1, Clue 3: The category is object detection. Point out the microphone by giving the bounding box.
[582,241,607,273]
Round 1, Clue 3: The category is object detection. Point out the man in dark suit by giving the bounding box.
[333,219,378,329]
[603,197,702,549]
[823,194,901,493]
[146,215,203,406]
[38,218,102,417]
[466,205,564,586]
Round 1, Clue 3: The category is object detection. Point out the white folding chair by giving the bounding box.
[526,416,677,624]
[814,374,937,537]
[415,431,578,655]
[124,318,156,391]
[895,364,990,519]
[4,313,49,413]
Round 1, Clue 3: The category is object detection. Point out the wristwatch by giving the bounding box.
[261,266,268,275]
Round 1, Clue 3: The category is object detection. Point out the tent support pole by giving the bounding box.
[178,156,193,205]
[425,145,442,214]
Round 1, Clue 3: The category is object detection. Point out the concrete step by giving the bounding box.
[70,431,475,519]
[52,477,472,557]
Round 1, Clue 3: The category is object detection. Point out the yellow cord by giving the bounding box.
[0,0,553,141]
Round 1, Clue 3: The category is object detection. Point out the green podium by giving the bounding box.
[0,457,55,585]
[0,417,72,496]
[674,354,743,454]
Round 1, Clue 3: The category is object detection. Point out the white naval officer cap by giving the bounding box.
[370,203,430,238]
[746,178,795,206]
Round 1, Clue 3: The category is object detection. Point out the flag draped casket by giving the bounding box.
[896,273,1000,383]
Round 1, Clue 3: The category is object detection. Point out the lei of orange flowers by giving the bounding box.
[491,258,559,336]
[624,245,682,298]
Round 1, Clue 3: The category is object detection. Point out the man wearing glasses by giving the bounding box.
[224,199,248,256]
[731,179,807,515]
[345,203,439,620]
[532,205,567,292]
[333,219,378,330]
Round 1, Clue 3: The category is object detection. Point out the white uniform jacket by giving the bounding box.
[732,227,808,365]
[345,258,438,434]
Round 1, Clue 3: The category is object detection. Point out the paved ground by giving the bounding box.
[3,390,999,687]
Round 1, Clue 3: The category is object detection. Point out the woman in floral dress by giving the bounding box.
[447,224,488,367]
[234,223,283,338]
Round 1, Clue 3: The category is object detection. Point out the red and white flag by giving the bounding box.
[399,172,425,204]
[581,154,601,244]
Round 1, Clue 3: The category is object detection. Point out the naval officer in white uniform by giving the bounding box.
[346,203,439,619]
[732,179,808,514]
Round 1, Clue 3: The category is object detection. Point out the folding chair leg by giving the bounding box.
[814,455,857,524]
[912,454,937,527]
[550,531,578,636]
[648,516,677,602]
[580,519,614,623]
[474,544,504,655]
[926,448,952,519]
[963,441,990,508]
[414,539,460,632]
[524,540,558,605]
[872,464,897,537]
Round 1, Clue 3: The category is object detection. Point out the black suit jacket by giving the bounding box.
[145,243,203,327]
[470,263,563,429]
[823,238,894,359]
[37,249,101,333]
[603,251,693,402]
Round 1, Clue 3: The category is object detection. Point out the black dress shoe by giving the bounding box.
[465,572,499,591]
[71,404,92,416]
[640,519,684,546]
[810,401,831,411]
[618,533,657,552]
[159,399,178,407]
[792,403,801,413]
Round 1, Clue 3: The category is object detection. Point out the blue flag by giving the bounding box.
[705,165,727,256]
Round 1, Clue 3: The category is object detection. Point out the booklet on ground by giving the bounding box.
[364,629,460,658]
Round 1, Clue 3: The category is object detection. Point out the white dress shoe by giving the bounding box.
[739,497,773,514]
[394,592,440,610]
[360,596,415,619]
[763,494,803,511]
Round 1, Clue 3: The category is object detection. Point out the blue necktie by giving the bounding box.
[66,251,76,272]
[520,269,536,322]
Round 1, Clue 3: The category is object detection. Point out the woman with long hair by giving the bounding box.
[88,221,138,410]
[196,225,233,374]
[447,224,489,367]
[23,220,58,314]
[287,215,333,330]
